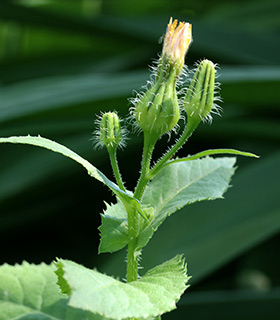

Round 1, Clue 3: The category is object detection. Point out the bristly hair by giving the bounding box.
[184,59,222,124]
[91,111,128,150]
[128,55,188,138]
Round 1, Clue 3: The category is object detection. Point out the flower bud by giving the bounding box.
[184,59,216,127]
[98,112,123,150]
[134,69,180,138]
[162,17,192,76]
[133,18,192,138]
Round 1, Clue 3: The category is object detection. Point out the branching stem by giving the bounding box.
[150,122,197,178]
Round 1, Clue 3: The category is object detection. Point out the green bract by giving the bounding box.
[99,112,123,149]
[184,59,216,127]
[134,64,180,138]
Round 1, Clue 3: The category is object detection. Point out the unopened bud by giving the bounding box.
[134,69,180,138]
[99,112,123,150]
[134,17,192,138]
[184,59,216,127]
[162,17,192,76]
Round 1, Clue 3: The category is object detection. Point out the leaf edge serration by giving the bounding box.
[54,255,190,320]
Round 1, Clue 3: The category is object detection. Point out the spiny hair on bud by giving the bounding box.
[92,111,128,150]
[185,59,222,123]
[128,57,187,138]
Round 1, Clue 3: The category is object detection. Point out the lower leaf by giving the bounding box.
[0,262,104,320]
[56,255,190,320]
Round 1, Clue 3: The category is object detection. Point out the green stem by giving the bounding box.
[126,209,139,283]
[108,147,126,191]
[126,133,158,285]
[150,121,197,178]
[134,132,158,200]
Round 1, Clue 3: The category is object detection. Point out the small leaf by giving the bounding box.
[98,202,129,254]
[138,157,236,248]
[56,255,190,320]
[0,262,105,319]
[166,148,259,165]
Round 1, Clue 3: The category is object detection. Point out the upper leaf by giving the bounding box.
[138,157,236,248]
[0,262,105,320]
[56,255,189,320]
[98,157,236,253]
[0,136,144,219]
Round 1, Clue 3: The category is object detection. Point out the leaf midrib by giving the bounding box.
[155,163,226,216]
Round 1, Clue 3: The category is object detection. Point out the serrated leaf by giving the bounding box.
[138,157,236,248]
[56,255,189,320]
[0,136,145,220]
[0,262,106,320]
[98,202,129,254]
[98,157,236,253]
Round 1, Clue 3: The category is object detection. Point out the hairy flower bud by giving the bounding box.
[134,69,180,138]
[133,18,192,139]
[98,112,123,150]
[184,59,217,127]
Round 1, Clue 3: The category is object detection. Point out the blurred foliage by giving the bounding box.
[0,0,279,319]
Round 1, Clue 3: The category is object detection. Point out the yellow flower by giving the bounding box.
[162,17,192,72]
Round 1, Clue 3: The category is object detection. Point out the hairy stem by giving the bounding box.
[150,122,197,178]
[126,133,158,284]
[108,147,126,191]
[134,133,158,200]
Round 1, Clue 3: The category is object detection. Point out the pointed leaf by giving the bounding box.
[138,157,236,248]
[98,157,236,253]
[0,136,144,218]
[167,148,259,165]
[56,255,189,320]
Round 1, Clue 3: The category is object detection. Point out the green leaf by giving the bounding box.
[138,157,236,248]
[138,152,280,283]
[56,255,189,320]
[98,202,129,254]
[0,262,105,319]
[0,135,115,187]
[0,135,144,218]
[98,157,236,253]
[166,148,259,165]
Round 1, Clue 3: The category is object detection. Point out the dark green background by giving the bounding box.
[0,0,280,319]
